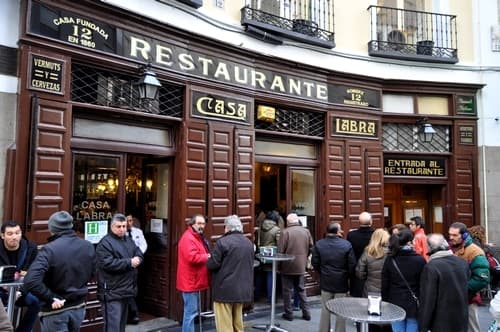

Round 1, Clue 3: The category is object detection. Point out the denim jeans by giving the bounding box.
[39,307,85,332]
[16,292,40,332]
[391,318,418,332]
[182,292,199,332]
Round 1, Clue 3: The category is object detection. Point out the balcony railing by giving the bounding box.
[367,5,458,63]
[241,0,335,48]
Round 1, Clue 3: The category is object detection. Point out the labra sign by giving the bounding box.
[384,157,446,177]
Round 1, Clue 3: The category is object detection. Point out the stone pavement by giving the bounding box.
[127,295,495,332]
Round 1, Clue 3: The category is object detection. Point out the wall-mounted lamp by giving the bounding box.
[137,64,162,101]
[417,118,436,143]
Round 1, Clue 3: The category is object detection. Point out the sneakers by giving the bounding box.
[281,313,294,321]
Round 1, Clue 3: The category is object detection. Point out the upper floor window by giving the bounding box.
[241,0,335,48]
[368,1,458,63]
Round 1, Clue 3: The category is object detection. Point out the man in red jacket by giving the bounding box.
[407,216,428,261]
[176,214,211,332]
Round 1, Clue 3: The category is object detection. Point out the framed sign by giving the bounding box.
[28,54,65,95]
[456,95,476,115]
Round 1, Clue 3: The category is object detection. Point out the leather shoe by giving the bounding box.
[128,316,140,325]
[302,314,311,321]
[281,313,294,321]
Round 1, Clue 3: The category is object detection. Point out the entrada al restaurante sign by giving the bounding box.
[384,157,446,177]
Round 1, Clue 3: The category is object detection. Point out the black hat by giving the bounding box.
[48,211,74,234]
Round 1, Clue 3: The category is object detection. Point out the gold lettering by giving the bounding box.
[214,62,230,81]
[156,45,174,66]
[303,82,314,97]
[198,57,213,76]
[317,84,328,100]
[130,36,151,60]
[252,71,266,89]
[234,66,248,84]
[178,53,195,70]
[289,79,301,95]
[270,76,285,92]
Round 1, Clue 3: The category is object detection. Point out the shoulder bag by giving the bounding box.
[391,258,419,308]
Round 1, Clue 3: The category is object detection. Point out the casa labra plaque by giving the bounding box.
[331,117,378,138]
[191,90,252,125]
[28,54,65,95]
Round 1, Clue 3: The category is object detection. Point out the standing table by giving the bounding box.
[254,253,295,332]
[326,297,405,332]
[0,280,24,324]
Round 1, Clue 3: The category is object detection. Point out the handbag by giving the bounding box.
[391,258,420,308]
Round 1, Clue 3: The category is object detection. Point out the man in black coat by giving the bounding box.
[312,223,356,332]
[419,233,469,332]
[96,213,144,332]
[24,211,96,332]
[0,220,39,332]
[347,211,375,297]
[207,215,254,332]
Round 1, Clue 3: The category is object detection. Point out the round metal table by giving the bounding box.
[254,253,295,332]
[326,297,406,332]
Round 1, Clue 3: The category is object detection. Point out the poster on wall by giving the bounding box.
[84,220,108,244]
[150,218,163,233]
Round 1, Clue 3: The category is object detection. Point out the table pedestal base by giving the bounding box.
[253,323,287,332]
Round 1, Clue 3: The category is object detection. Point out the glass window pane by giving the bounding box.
[256,140,316,159]
[72,154,119,232]
[291,169,315,217]
[417,96,449,115]
[383,94,414,113]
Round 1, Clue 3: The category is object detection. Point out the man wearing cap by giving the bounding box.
[24,211,96,332]
[96,213,144,332]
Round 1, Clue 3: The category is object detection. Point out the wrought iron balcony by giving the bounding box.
[367,6,458,64]
[241,0,335,48]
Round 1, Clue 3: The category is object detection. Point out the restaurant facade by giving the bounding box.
[4,0,482,328]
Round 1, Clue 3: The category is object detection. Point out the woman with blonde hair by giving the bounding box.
[356,228,390,332]
[356,228,390,296]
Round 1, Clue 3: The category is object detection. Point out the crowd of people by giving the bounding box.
[0,207,496,332]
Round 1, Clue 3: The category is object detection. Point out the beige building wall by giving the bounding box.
[0,92,17,221]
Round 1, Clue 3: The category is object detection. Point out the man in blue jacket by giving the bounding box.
[24,211,96,332]
[312,223,356,332]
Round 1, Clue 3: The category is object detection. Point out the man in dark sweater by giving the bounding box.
[0,221,39,332]
[347,211,375,297]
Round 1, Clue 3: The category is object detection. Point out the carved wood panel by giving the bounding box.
[208,124,233,236]
[326,141,345,222]
[325,140,384,230]
[29,98,71,236]
[453,155,474,225]
[233,128,254,235]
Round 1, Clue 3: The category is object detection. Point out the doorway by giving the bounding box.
[255,162,317,237]
[71,152,172,317]
[384,183,445,234]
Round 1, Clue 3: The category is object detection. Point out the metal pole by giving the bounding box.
[198,291,202,332]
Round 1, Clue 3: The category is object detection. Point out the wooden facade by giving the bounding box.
[2,0,482,329]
